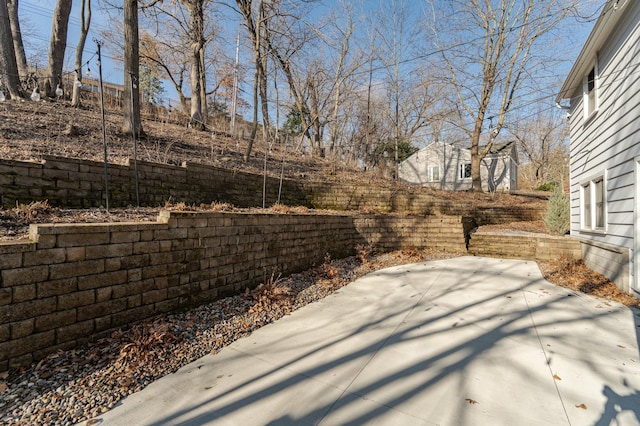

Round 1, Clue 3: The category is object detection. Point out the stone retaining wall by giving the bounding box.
[0,211,469,371]
[0,156,544,224]
[467,232,582,261]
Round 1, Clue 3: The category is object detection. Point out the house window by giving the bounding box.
[459,163,471,180]
[581,176,605,231]
[428,165,440,182]
[583,60,598,120]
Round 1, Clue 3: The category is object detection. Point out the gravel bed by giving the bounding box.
[0,249,457,425]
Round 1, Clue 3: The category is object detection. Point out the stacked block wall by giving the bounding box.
[0,156,544,223]
[0,211,468,371]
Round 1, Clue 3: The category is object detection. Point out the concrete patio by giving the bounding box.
[95,257,640,425]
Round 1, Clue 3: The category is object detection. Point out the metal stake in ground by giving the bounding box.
[129,71,140,207]
[95,38,109,212]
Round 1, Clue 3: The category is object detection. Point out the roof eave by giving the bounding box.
[556,0,624,102]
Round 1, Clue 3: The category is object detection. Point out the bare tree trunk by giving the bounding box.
[244,63,259,161]
[237,0,271,159]
[72,0,91,108]
[7,0,28,81]
[0,0,22,99]
[123,0,144,136]
[179,0,205,130]
[199,46,207,125]
[45,0,72,98]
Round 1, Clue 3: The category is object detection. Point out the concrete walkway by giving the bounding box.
[95,257,640,426]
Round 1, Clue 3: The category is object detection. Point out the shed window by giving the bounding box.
[428,165,440,182]
[459,163,471,180]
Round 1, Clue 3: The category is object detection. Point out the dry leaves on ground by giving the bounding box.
[539,258,639,307]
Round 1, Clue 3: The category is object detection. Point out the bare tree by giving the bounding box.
[45,0,73,98]
[234,0,270,160]
[123,0,143,136]
[0,0,22,99]
[7,0,28,81]
[178,0,208,130]
[122,0,163,136]
[72,0,92,108]
[430,0,577,191]
[510,108,569,189]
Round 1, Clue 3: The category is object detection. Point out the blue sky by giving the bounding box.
[19,0,600,116]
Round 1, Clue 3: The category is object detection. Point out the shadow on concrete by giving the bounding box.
[106,258,640,425]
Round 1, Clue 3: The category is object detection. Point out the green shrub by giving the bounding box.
[536,182,558,192]
[544,189,570,235]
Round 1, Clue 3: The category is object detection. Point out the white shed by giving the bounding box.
[399,141,518,192]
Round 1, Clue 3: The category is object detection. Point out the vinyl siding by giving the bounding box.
[567,0,640,290]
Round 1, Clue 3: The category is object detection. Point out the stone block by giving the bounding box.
[120,254,150,269]
[57,290,95,310]
[142,289,167,305]
[37,278,78,298]
[12,284,36,303]
[111,305,155,328]
[78,270,128,290]
[10,319,35,339]
[35,310,77,332]
[1,266,49,287]
[142,264,168,280]
[77,299,127,322]
[85,243,133,260]
[0,330,55,361]
[133,241,160,255]
[56,320,94,344]
[23,248,66,267]
[94,315,112,332]
[0,324,9,342]
[0,252,23,269]
[49,260,105,280]
[57,230,110,248]
[0,288,11,305]
[127,294,142,308]
[66,247,86,262]
[0,298,56,323]
[154,299,179,314]
[96,287,113,302]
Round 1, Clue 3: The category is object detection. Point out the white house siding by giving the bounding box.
[563,0,640,294]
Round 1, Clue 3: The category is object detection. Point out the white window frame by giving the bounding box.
[583,58,599,121]
[458,163,472,180]
[428,165,440,182]
[580,173,606,232]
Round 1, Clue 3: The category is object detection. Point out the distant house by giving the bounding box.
[556,0,640,297]
[398,141,518,192]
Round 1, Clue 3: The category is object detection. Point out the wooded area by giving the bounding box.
[0,0,596,190]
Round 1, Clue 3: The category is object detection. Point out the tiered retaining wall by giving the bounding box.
[0,156,544,224]
[0,211,469,371]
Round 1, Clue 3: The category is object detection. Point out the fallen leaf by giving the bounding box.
[465,398,479,404]
[0,383,7,392]
[575,404,587,410]
[553,374,562,381]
